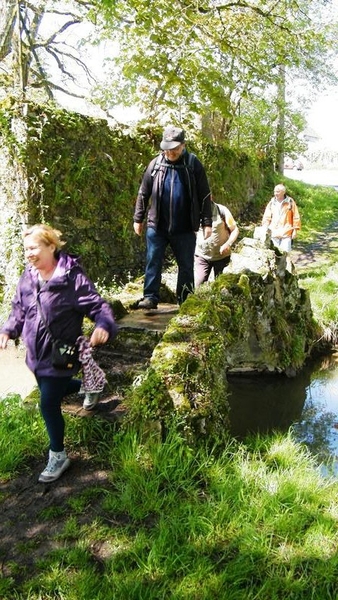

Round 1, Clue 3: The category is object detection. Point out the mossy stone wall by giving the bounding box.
[0,101,273,296]
[122,239,317,442]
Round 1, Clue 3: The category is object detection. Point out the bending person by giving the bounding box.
[194,198,239,286]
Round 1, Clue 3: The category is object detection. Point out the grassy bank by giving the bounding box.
[0,397,338,599]
[1,179,338,599]
[282,178,338,340]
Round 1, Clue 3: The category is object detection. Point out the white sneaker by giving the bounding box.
[38,450,70,483]
[82,392,100,411]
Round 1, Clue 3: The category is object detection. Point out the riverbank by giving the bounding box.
[1,412,337,600]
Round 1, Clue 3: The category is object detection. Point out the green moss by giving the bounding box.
[237,273,252,298]
[124,367,174,423]
[123,291,231,444]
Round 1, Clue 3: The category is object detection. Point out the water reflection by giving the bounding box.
[227,354,338,476]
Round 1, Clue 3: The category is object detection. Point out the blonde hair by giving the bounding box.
[23,224,66,251]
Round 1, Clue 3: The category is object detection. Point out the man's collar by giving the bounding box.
[164,149,187,165]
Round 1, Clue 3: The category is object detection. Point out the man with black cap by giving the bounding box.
[133,125,212,308]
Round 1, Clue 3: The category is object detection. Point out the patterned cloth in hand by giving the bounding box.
[77,335,107,393]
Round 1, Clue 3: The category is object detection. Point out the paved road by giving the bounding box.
[0,343,36,399]
[284,168,338,189]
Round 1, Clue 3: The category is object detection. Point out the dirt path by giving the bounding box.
[291,220,338,271]
[0,344,36,399]
[0,453,116,584]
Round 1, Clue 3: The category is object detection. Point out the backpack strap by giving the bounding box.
[216,203,231,234]
[151,153,165,177]
[151,151,196,177]
[186,152,196,171]
[286,196,294,226]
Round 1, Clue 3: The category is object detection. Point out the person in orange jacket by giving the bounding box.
[262,184,301,252]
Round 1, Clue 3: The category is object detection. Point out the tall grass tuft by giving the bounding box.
[0,395,46,479]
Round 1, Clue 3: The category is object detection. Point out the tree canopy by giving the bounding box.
[0,0,96,101]
[92,0,338,160]
[0,0,337,166]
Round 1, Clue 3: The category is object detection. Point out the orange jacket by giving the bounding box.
[262,196,301,239]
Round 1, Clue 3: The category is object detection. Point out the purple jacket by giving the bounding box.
[0,253,118,378]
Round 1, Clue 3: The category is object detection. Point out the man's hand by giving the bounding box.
[203,226,212,240]
[134,222,143,236]
[220,242,231,255]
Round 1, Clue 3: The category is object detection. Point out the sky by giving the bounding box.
[306,91,338,150]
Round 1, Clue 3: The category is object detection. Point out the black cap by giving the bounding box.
[160,126,185,150]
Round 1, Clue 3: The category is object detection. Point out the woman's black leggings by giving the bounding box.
[36,376,81,452]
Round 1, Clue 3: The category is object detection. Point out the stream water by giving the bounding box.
[228,353,338,477]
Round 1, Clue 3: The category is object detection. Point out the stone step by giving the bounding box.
[117,303,179,333]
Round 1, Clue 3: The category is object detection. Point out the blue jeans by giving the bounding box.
[144,228,196,305]
[36,376,81,452]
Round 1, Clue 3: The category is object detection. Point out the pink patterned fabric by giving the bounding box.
[77,336,107,393]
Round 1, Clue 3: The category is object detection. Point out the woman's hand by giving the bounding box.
[0,333,9,349]
[90,327,109,347]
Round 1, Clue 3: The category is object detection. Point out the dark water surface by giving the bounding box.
[228,354,338,477]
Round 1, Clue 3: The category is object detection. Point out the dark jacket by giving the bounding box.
[133,150,212,232]
[0,253,118,377]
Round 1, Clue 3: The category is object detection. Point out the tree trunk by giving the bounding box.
[275,64,286,174]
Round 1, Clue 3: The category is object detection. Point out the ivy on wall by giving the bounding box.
[0,100,272,294]
[22,106,156,284]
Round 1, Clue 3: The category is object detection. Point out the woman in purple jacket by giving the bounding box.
[0,224,118,483]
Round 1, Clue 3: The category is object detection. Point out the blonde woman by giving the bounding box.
[0,224,117,483]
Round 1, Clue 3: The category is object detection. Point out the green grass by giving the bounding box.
[0,394,47,479]
[269,177,338,246]
[279,176,338,339]
[299,265,338,339]
[0,419,337,599]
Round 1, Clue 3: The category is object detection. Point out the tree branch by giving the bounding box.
[0,0,16,61]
